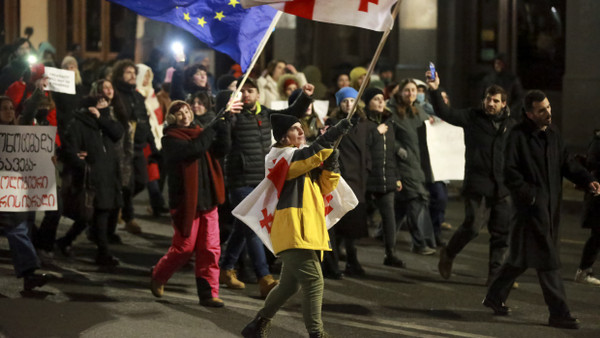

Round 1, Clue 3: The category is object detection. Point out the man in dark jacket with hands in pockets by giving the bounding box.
[483,90,600,329]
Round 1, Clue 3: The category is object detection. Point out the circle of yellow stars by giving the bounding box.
[181,0,240,28]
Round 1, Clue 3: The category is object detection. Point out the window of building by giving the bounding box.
[65,0,136,60]
[517,0,566,90]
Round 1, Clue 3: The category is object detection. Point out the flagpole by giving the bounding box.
[335,0,402,148]
[232,11,283,101]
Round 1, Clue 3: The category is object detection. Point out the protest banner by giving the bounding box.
[44,67,76,95]
[425,119,465,181]
[0,125,58,211]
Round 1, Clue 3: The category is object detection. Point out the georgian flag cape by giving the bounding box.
[232,145,358,254]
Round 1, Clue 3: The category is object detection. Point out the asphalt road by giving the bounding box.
[1,186,599,338]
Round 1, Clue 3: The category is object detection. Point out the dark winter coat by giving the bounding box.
[504,119,594,269]
[194,110,216,128]
[430,89,515,198]
[326,113,371,239]
[387,97,430,201]
[0,58,28,94]
[582,131,600,229]
[163,119,230,212]
[114,80,154,152]
[365,110,400,193]
[54,85,84,140]
[62,108,124,210]
[224,92,312,189]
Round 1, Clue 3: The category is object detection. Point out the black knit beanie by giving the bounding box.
[217,75,236,91]
[362,87,384,107]
[271,113,299,142]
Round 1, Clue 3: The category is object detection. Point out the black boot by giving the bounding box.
[344,243,365,277]
[383,251,406,268]
[23,270,49,291]
[241,314,271,338]
[196,277,224,307]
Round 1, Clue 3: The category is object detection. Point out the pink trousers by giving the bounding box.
[153,207,220,298]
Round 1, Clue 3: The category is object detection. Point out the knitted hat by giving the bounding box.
[288,88,302,106]
[283,78,298,91]
[335,87,358,106]
[217,74,236,91]
[350,66,367,89]
[271,113,299,142]
[362,87,383,107]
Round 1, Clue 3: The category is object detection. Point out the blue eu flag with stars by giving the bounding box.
[109,0,278,71]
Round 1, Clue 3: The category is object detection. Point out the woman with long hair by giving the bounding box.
[388,79,437,255]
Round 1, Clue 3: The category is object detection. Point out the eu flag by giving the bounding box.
[109,0,278,71]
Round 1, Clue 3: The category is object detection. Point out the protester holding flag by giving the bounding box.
[150,96,240,308]
[219,79,313,297]
[241,113,352,338]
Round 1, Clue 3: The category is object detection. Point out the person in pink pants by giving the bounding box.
[151,95,241,307]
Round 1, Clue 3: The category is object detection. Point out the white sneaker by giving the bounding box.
[574,268,600,286]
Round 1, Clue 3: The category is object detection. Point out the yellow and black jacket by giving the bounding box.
[269,143,340,255]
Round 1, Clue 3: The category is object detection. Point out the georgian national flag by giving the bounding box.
[232,146,358,254]
[241,0,397,32]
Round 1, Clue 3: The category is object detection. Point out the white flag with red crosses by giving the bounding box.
[232,146,358,253]
[241,0,397,32]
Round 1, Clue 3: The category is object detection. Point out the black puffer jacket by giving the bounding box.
[430,89,515,198]
[224,92,312,188]
[62,108,124,210]
[114,80,154,152]
[366,110,399,193]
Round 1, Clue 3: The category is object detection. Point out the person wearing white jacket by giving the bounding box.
[136,64,168,217]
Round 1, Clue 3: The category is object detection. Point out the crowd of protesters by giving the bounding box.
[1,36,600,336]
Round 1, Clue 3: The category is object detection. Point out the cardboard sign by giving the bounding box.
[0,125,58,211]
[44,67,76,95]
[425,119,465,181]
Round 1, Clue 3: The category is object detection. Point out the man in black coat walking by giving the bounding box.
[427,71,516,283]
[483,90,600,329]
[111,60,155,234]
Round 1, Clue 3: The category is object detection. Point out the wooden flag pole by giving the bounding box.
[334,0,402,148]
[232,11,283,102]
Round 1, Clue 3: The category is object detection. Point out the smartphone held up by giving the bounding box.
[429,62,436,81]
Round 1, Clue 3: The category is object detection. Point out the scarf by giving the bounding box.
[165,125,225,237]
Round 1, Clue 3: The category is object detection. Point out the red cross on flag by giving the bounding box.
[232,145,358,253]
[241,0,397,31]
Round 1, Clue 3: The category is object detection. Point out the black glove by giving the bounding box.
[323,149,340,172]
[318,118,353,145]
[350,113,360,127]
[337,118,353,135]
